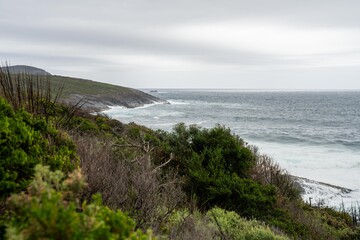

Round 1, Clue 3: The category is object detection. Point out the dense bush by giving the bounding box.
[6,165,153,240]
[163,208,289,240]
[163,123,255,176]
[312,207,360,239]
[187,157,276,218]
[207,207,289,240]
[0,98,77,200]
[165,209,219,239]
[160,124,276,219]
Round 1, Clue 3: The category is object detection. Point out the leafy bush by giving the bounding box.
[163,124,255,176]
[161,124,276,219]
[0,98,77,200]
[187,159,276,218]
[68,116,99,133]
[312,207,360,239]
[163,208,289,240]
[6,165,153,240]
[165,209,219,240]
[207,207,289,240]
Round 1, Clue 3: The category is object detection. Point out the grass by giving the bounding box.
[48,75,133,98]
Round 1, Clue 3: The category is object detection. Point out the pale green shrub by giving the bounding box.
[6,165,154,240]
[207,207,289,240]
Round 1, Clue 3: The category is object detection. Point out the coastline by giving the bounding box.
[293,176,358,209]
[63,92,168,112]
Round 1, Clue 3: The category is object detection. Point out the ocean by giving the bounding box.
[102,89,360,208]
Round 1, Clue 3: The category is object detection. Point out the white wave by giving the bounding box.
[102,101,166,114]
[106,105,125,110]
[135,101,165,109]
[168,100,189,105]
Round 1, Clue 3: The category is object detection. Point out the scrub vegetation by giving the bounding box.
[1,66,359,239]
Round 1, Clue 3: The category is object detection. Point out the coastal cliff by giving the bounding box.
[50,75,167,111]
[1,65,167,111]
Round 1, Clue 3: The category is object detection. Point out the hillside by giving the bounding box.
[49,75,166,111]
[1,65,166,111]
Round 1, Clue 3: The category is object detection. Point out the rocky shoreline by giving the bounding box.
[292,176,357,209]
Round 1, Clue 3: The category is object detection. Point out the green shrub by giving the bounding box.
[69,116,99,133]
[163,123,256,177]
[164,209,219,239]
[162,124,275,219]
[0,98,77,200]
[163,124,255,176]
[207,207,289,240]
[187,159,276,218]
[6,165,153,240]
[312,207,360,239]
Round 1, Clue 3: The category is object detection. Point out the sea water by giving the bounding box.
[103,90,360,208]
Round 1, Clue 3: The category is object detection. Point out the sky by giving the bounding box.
[1,0,360,89]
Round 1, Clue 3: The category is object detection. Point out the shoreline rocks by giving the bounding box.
[61,90,168,112]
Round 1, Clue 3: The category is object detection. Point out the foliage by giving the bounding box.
[187,161,276,218]
[6,165,154,240]
[311,207,360,239]
[0,98,77,200]
[162,207,290,240]
[160,124,276,219]
[207,207,289,240]
[250,153,301,201]
[164,209,219,240]
[163,123,255,176]
[76,129,185,231]
[2,74,360,240]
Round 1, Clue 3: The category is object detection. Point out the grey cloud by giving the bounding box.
[2,0,360,27]
[1,0,360,88]
[1,19,310,68]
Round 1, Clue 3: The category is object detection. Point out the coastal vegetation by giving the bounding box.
[1,66,359,239]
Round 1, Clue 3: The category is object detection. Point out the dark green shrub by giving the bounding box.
[161,124,276,219]
[187,157,276,218]
[163,123,255,176]
[189,125,255,178]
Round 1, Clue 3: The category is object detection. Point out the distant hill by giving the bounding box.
[51,75,166,111]
[1,65,51,75]
[1,65,166,111]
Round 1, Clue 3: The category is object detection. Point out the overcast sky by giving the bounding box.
[1,0,360,89]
